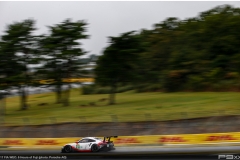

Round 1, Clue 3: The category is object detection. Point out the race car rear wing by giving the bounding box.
[103,136,118,142]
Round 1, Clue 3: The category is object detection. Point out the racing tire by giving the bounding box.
[91,144,99,152]
[63,145,73,153]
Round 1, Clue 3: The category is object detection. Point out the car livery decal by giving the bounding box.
[76,143,81,149]
[72,146,91,152]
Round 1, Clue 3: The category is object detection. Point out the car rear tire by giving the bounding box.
[91,144,99,152]
[63,145,73,153]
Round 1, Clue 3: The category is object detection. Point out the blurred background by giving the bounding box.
[0,1,240,139]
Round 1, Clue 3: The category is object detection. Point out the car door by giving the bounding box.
[85,139,96,150]
[77,139,89,150]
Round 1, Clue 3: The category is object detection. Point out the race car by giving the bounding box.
[61,136,118,153]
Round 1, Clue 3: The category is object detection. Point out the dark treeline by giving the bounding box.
[92,5,240,104]
[153,5,240,92]
[1,4,240,108]
[145,5,240,92]
[93,5,240,104]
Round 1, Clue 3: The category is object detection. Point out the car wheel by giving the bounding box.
[91,144,99,152]
[63,145,73,153]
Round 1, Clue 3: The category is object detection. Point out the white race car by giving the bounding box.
[61,136,118,153]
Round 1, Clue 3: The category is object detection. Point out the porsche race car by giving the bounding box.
[61,136,118,153]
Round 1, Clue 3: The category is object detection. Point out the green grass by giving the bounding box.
[3,89,240,126]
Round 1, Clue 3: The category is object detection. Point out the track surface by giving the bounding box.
[1,146,240,160]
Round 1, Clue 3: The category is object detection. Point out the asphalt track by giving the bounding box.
[1,146,240,160]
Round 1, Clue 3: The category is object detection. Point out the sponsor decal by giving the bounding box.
[159,136,187,143]
[3,140,24,145]
[205,135,237,141]
[76,144,81,149]
[35,140,59,145]
[114,138,140,144]
[72,147,91,152]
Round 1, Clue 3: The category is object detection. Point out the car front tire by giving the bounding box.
[63,145,73,153]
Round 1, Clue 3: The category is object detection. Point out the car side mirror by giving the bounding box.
[75,141,78,143]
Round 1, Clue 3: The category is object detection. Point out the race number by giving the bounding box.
[76,144,80,149]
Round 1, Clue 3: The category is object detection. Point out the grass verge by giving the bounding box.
[3,89,240,126]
